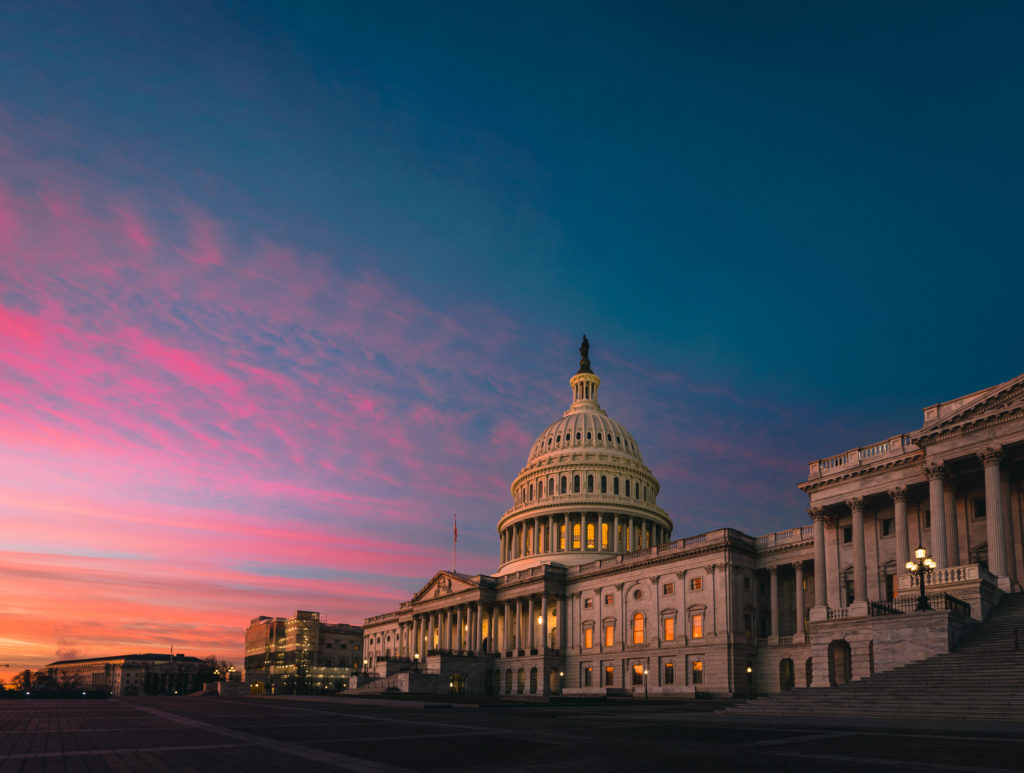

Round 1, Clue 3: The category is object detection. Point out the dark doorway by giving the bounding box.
[828,640,852,686]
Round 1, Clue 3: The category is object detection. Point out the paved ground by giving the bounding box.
[2,696,1024,772]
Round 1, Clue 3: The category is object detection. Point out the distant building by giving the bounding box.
[45,653,204,696]
[244,610,362,694]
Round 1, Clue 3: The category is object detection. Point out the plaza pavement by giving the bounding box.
[2,695,1023,772]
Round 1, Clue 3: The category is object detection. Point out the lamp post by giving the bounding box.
[413,652,420,673]
[558,670,564,695]
[745,664,754,699]
[643,667,649,700]
[905,545,937,611]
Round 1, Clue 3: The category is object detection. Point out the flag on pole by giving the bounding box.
[453,514,458,572]
[454,514,458,543]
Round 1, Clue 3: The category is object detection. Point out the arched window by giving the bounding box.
[572,523,581,550]
[614,478,620,495]
[586,522,595,549]
[625,480,631,497]
[529,483,534,500]
[560,476,567,494]
[587,431,592,440]
[635,482,640,499]
[587,475,594,492]
[517,668,525,694]
[601,475,607,493]
[632,612,644,644]
[597,432,602,441]
[576,432,581,441]
[601,522,609,549]
[573,475,580,493]
[548,478,554,496]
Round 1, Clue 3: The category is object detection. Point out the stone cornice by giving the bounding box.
[798,451,924,494]
[913,381,1024,447]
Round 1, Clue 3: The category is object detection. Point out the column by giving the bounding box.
[476,602,485,654]
[427,614,434,653]
[503,601,511,651]
[980,447,1010,587]
[890,486,910,575]
[528,596,536,650]
[613,515,620,551]
[794,561,805,637]
[489,606,498,654]
[515,598,523,651]
[557,594,566,651]
[925,462,948,568]
[519,522,526,558]
[769,566,779,640]
[541,594,549,650]
[944,480,960,566]
[810,508,828,621]
[849,497,867,609]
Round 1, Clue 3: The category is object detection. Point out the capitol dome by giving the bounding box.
[496,338,673,573]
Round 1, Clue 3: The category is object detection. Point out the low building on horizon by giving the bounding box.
[44,653,205,696]
[244,610,362,694]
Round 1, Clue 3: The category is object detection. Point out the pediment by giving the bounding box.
[914,372,1024,442]
[411,571,478,603]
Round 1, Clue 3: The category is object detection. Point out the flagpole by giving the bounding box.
[453,514,457,573]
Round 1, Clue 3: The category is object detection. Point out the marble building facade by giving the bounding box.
[361,347,1023,697]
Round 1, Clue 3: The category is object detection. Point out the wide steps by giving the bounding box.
[724,592,1024,721]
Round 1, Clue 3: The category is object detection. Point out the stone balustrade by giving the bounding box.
[807,434,919,480]
[897,563,995,590]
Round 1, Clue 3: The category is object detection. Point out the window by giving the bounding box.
[587,474,594,493]
[691,613,703,639]
[842,526,853,544]
[633,589,643,601]
[613,478,620,495]
[584,597,593,609]
[548,478,554,496]
[559,523,566,551]
[576,432,581,441]
[584,666,592,686]
[973,498,987,520]
[586,522,595,549]
[560,476,567,494]
[632,612,644,644]
[572,523,581,550]
[601,475,607,493]
[691,660,703,685]
[635,482,640,499]
[881,518,894,537]
[663,616,675,642]
[663,582,674,595]
[632,664,644,685]
[597,433,602,440]
[689,577,702,591]
[529,483,533,500]
[604,594,614,605]
[604,666,614,686]
[664,662,674,685]
[744,614,752,639]
[604,624,614,647]
[625,480,631,497]
[601,522,609,549]
[584,628,593,649]
[573,475,580,493]
[924,510,931,529]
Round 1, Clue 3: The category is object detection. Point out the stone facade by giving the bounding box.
[362,352,1024,697]
[44,653,204,696]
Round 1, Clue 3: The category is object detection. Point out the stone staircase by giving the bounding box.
[722,592,1024,721]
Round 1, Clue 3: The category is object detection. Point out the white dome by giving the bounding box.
[496,342,672,574]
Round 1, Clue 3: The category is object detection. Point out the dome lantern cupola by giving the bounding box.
[496,337,673,574]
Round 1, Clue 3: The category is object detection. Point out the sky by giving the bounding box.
[2,1,1024,675]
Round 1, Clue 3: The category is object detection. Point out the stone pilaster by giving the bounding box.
[979,447,1010,589]
[809,508,828,621]
[925,462,948,568]
[890,486,910,575]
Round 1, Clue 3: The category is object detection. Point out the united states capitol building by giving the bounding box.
[359,340,1023,697]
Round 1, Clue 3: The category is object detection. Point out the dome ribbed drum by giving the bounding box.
[496,343,673,574]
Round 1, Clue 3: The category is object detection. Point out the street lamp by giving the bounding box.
[643,668,649,700]
[745,664,754,699]
[413,652,420,672]
[905,545,937,611]
[559,670,564,694]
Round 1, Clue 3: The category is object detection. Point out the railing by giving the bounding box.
[827,607,849,620]
[807,434,919,480]
[868,593,971,618]
[756,636,770,647]
[896,563,994,591]
[755,526,813,548]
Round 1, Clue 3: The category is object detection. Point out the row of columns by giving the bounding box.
[765,561,806,638]
[810,446,1011,613]
[400,594,568,659]
[501,513,666,563]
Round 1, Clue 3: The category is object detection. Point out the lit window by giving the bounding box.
[691,660,703,685]
[605,665,614,686]
[665,663,674,685]
[663,616,674,642]
[584,628,593,649]
[572,523,581,550]
[559,523,566,551]
[632,613,644,644]
[604,594,613,605]
[601,522,609,549]
[584,666,592,686]
[604,625,614,647]
[690,577,702,591]
[584,597,593,609]
[632,664,644,685]
[586,522,595,549]
[691,613,703,639]
[663,582,674,595]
